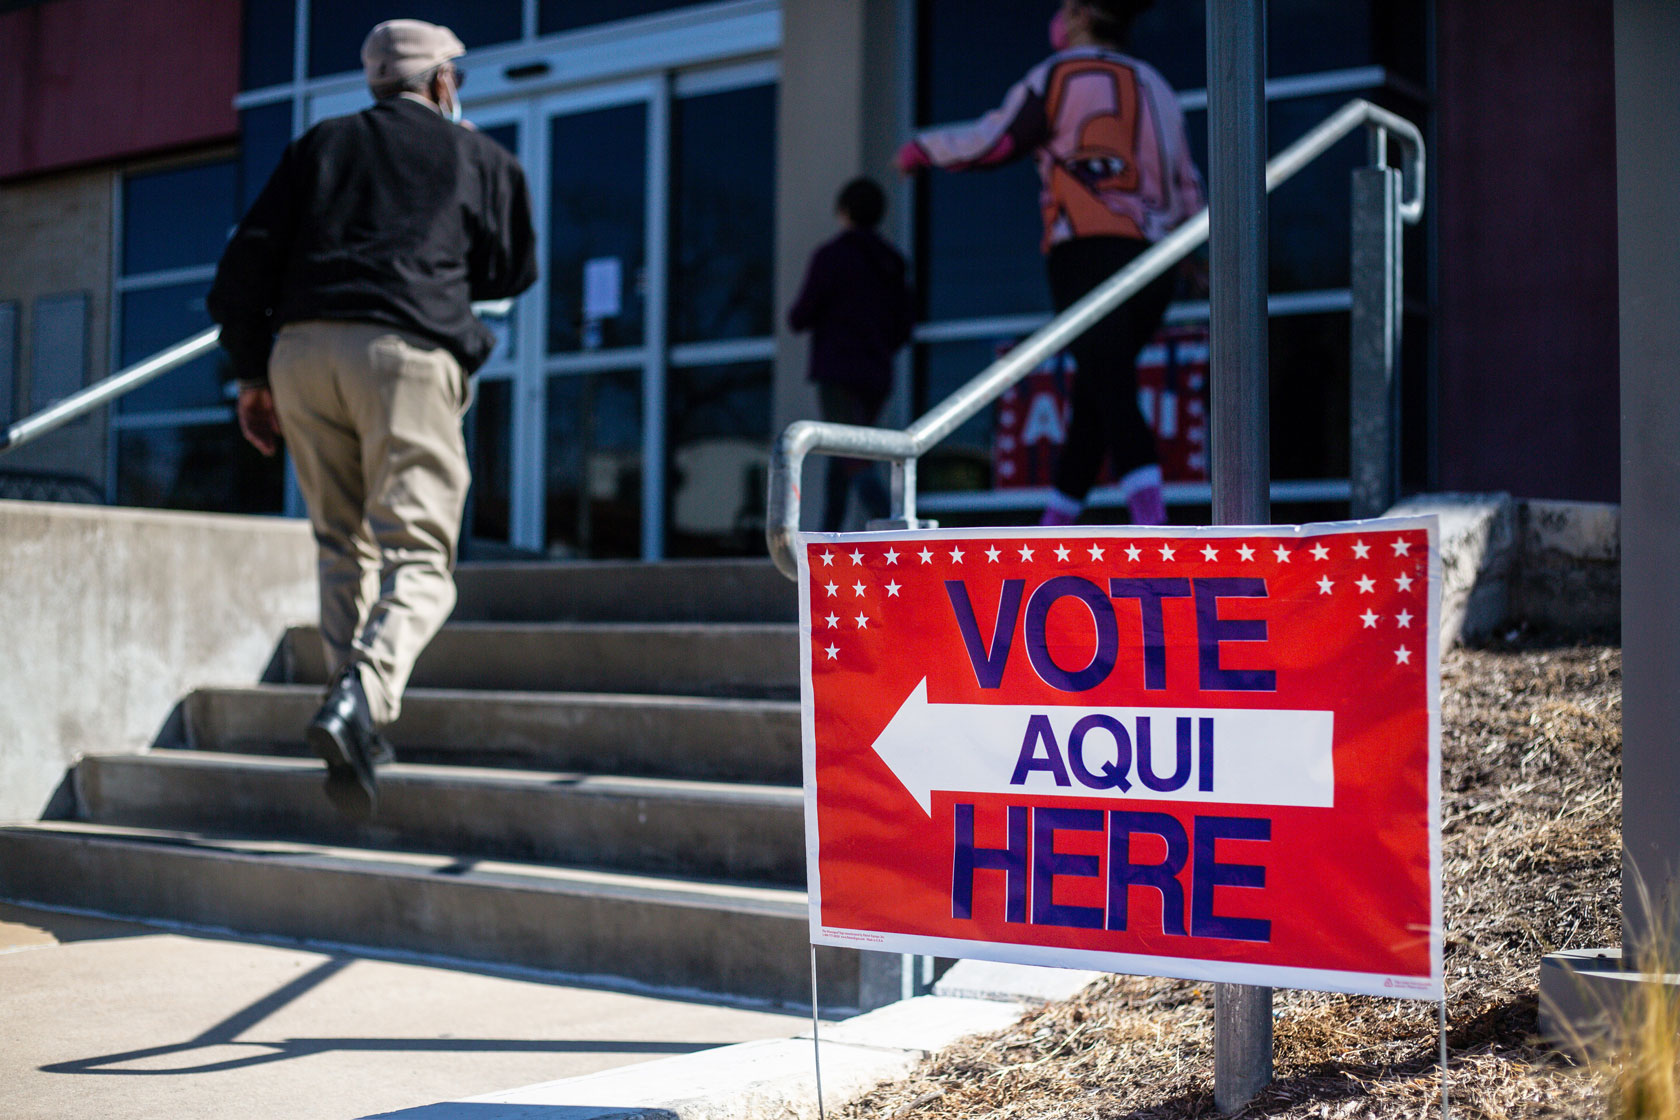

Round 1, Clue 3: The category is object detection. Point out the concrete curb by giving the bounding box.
[360,964,1092,1120]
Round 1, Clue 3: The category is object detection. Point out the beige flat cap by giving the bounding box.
[362,19,464,89]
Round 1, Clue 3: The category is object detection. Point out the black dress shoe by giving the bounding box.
[307,665,382,820]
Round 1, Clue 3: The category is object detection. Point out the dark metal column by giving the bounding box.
[1349,165,1403,519]
[1615,0,1680,966]
[1206,0,1273,1110]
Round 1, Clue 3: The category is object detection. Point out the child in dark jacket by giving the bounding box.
[789,177,915,532]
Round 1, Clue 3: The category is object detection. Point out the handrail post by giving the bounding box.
[1207,0,1273,1111]
[1349,163,1404,518]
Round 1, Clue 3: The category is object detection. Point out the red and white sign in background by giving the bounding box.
[797,518,1442,999]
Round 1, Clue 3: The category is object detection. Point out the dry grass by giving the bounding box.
[840,637,1623,1119]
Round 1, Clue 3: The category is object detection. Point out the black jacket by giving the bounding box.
[787,228,914,397]
[209,96,538,383]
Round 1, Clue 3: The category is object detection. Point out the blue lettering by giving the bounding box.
[1031,807,1105,929]
[952,803,1029,922]
[1136,716,1192,792]
[1190,815,1273,942]
[945,579,1024,689]
[1068,714,1132,791]
[1025,577,1120,692]
[1109,578,1192,690]
[1193,578,1276,692]
[1010,714,1071,787]
[1107,811,1189,936]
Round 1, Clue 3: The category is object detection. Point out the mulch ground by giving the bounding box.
[839,635,1623,1119]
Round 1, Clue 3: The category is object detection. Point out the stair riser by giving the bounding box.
[77,758,808,885]
[453,561,796,624]
[284,627,800,698]
[0,830,857,1008]
[182,690,802,784]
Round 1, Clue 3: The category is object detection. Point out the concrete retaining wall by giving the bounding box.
[0,501,314,822]
[1386,493,1620,645]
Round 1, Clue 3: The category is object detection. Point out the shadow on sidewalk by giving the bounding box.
[40,955,717,1077]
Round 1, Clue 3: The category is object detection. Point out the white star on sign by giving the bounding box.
[1361,610,1380,628]
[949,546,965,563]
[1237,544,1255,561]
[1202,545,1219,561]
[855,613,869,629]
[820,551,834,566]
[885,580,902,597]
[1395,646,1412,664]
[825,581,839,597]
[1273,545,1291,562]
[1392,538,1412,557]
[919,548,935,564]
[1054,545,1071,561]
[1018,545,1035,561]
[1396,609,1414,628]
[1317,576,1334,594]
[825,613,840,628]
[1088,544,1106,561]
[1395,573,1414,592]
[852,581,867,597]
[1352,540,1371,559]
[985,546,1002,562]
[1310,543,1330,561]
[883,548,900,565]
[850,550,865,565]
[825,644,840,660]
[1356,575,1376,593]
[1159,543,1177,561]
[1125,545,1142,561]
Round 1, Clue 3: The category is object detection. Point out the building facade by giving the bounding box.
[0,0,1619,559]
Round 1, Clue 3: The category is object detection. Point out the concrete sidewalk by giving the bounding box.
[0,902,805,1120]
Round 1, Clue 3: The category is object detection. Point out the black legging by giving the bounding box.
[1045,236,1175,501]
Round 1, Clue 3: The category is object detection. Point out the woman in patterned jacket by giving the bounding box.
[898,0,1202,527]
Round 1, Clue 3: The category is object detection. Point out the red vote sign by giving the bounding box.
[798,518,1441,999]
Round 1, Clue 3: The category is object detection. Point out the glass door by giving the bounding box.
[538,79,663,559]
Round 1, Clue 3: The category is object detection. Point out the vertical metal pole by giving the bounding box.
[1206,0,1273,1111]
[1615,0,1680,968]
[1348,165,1402,519]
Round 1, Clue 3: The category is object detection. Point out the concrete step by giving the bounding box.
[179,685,801,784]
[75,751,806,884]
[0,821,862,1009]
[280,623,800,698]
[452,559,796,624]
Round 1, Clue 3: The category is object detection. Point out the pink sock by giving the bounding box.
[1040,490,1083,526]
[1128,484,1166,525]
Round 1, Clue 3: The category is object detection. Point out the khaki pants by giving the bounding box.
[270,320,472,726]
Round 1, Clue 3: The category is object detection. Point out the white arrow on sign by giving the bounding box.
[869,679,1336,817]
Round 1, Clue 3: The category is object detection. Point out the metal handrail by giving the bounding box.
[766,97,1425,579]
[0,299,519,459]
[0,327,221,456]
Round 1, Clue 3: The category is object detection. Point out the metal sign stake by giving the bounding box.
[1206,0,1274,1110]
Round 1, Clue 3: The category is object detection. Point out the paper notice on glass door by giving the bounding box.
[584,257,622,320]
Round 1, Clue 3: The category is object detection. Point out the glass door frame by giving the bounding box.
[533,76,668,559]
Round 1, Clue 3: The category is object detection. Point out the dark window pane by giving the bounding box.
[548,102,647,353]
[122,160,238,275]
[242,0,296,89]
[118,284,229,413]
[671,83,776,343]
[116,423,285,513]
[539,0,698,36]
[921,163,1047,321]
[239,102,294,211]
[464,378,513,544]
[1267,312,1350,481]
[915,339,1002,493]
[546,370,642,558]
[307,1,520,78]
[666,362,770,557]
[481,122,518,154]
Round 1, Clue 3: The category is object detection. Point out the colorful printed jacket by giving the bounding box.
[908,46,1204,252]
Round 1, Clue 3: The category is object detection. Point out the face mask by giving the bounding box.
[1049,9,1071,50]
[446,93,463,125]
